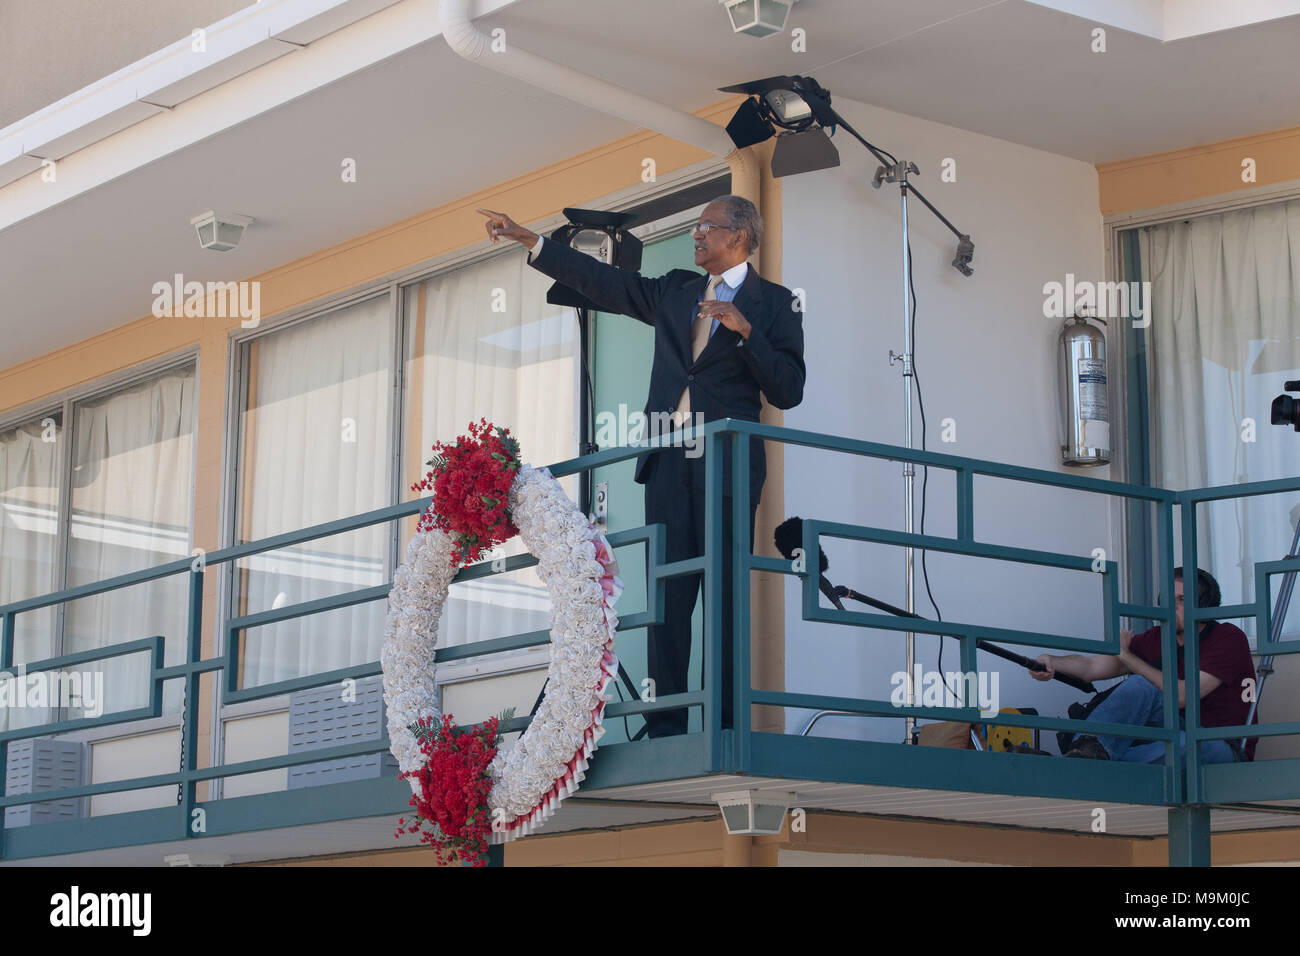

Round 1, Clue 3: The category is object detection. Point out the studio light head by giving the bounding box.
[545,207,643,310]
[721,72,973,275]
[720,75,840,177]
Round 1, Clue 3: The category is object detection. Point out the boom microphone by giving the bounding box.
[774,516,843,610]
[773,515,1095,693]
[773,515,827,572]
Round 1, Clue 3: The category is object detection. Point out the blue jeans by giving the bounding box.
[1088,675,1237,764]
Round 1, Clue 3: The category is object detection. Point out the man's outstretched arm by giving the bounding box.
[478,208,674,325]
[1032,648,1129,684]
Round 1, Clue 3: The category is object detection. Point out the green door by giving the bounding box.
[591,229,703,740]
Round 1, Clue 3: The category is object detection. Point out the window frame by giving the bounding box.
[0,345,201,748]
[1104,176,1300,608]
[218,283,400,723]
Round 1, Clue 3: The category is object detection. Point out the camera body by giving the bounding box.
[1271,380,1300,432]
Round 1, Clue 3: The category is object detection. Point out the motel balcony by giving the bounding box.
[2,420,1299,867]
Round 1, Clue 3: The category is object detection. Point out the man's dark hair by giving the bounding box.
[712,194,763,254]
[1173,567,1222,629]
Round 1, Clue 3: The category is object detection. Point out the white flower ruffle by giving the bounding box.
[381,463,623,843]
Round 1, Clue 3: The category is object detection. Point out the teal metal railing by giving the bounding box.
[0,433,730,860]
[1,420,1297,862]
[1179,478,1300,804]
[714,420,1179,801]
[710,421,1299,819]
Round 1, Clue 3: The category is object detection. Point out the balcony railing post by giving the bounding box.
[1168,805,1211,867]
[0,610,12,859]
[1180,498,1203,804]
[955,467,974,541]
[704,428,724,770]
[956,471,978,713]
[180,568,203,837]
[731,424,751,770]
[960,633,978,711]
[1160,500,1182,803]
[1,609,11,672]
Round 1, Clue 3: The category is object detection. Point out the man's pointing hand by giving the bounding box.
[477,208,540,248]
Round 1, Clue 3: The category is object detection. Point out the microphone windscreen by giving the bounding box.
[773,516,829,573]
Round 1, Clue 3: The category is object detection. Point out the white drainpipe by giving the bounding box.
[438,0,735,157]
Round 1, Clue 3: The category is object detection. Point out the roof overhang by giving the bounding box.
[1025,0,1300,41]
[4,0,1300,369]
[0,0,417,191]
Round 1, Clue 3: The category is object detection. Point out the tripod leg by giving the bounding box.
[530,665,650,739]
[1242,515,1300,749]
[617,662,650,741]
[528,679,547,718]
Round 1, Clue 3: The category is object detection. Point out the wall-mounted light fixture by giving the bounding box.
[713,789,796,835]
[720,0,796,37]
[190,210,253,252]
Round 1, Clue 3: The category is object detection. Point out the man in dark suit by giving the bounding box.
[478,197,805,737]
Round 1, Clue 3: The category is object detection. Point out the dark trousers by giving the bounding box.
[642,447,760,737]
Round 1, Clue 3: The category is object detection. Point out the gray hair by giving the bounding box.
[712,194,763,254]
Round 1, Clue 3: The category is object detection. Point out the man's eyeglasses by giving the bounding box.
[694,221,737,235]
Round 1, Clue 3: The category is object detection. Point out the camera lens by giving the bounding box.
[1272,394,1300,429]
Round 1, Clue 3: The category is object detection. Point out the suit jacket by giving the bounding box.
[528,237,805,499]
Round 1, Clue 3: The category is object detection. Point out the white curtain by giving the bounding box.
[403,248,577,650]
[64,367,196,717]
[1138,201,1300,624]
[235,249,580,686]
[0,417,60,730]
[237,296,392,688]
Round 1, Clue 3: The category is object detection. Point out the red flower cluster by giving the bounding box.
[395,713,503,867]
[411,418,520,567]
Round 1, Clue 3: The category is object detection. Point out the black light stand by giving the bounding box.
[533,209,652,740]
[722,75,975,742]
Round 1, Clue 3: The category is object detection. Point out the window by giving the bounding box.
[401,249,577,653]
[0,361,197,728]
[228,244,579,692]
[0,413,60,669]
[232,295,394,689]
[1121,198,1300,634]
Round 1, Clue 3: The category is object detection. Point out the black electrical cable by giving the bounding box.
[826,122,897,168]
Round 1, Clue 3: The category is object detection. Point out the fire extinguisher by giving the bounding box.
[1057,314,1110,466]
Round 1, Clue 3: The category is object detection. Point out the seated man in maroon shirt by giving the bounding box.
[1032,568,1258,762]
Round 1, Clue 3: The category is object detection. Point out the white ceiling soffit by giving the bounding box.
[0,0,412,189]
[438,0,734,156]
[1025,0,1300,41]
[0,0,531,233]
